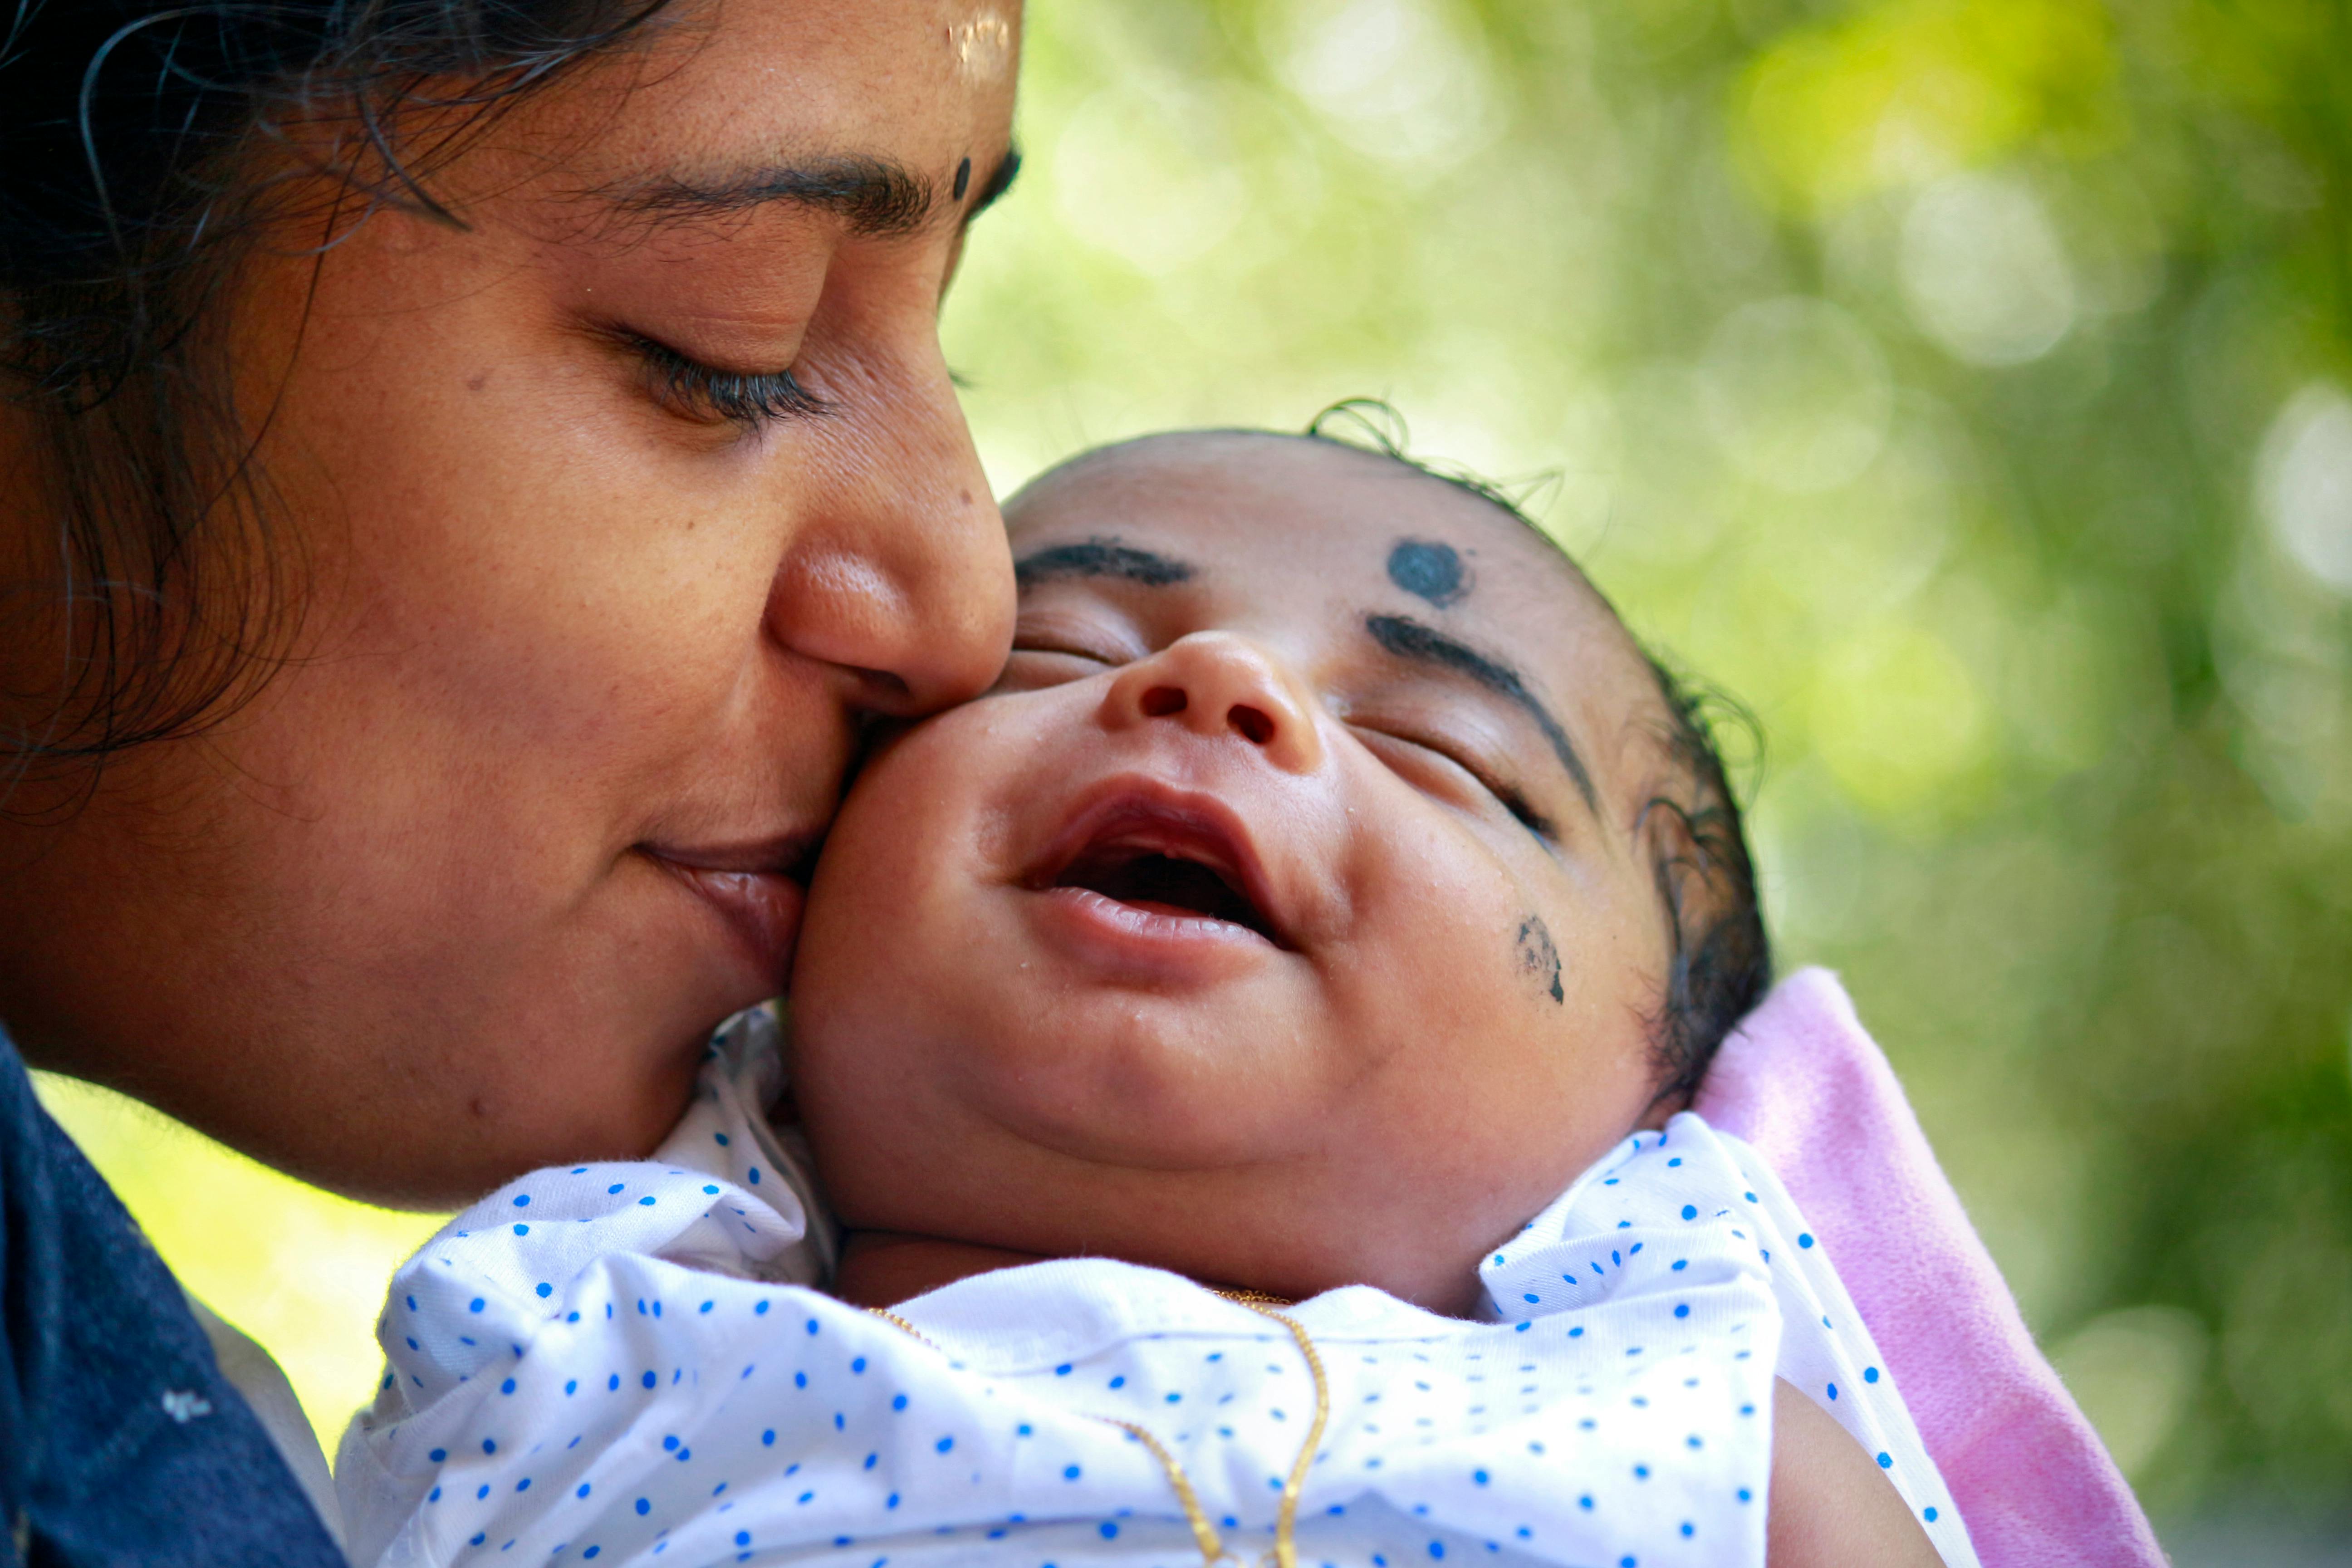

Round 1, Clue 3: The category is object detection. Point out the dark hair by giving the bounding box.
[0,0,673,779]
[1303,400,1773,1099]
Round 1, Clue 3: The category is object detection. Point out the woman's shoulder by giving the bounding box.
[0,1030,346,1565]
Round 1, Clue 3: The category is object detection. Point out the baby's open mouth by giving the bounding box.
[1051,844,1277,941]
[1026,790,1290,949]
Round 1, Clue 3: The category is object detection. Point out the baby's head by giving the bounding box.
[790,428,1768,1313]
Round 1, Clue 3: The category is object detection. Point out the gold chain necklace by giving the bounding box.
[865,1288,1331,1568]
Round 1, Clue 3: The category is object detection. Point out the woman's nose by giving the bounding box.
[1101,632,1326,775]
[764,333,1015,718]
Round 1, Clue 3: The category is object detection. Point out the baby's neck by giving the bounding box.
[831,1231,1052,1308]
[829,1231,1321,1311]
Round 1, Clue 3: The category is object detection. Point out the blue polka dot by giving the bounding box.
[1681,1205,1697,1220]
[535,1282,553,1298]
[469,1298,485,1313]
[1578,1495,1593,1510]
[936,1436,955,1453]
[1064,1465,1082,1480]
[500,1378,516,1395]
[512,1194,529,1207]
[1054,1363,1072,1376]
[481,1439,496,1455]
[638,1195,655,1206]
[642,1372,657,1389]
[1522,1293,1539,1304]
[515,1478,531,1492]
[735,1533,750,1548]
[1865,1366,1880,1383]
[1098,1523,1118,1541]
[704,1185,720,1195]
[608,1183,624,1194]
[577,1483,591,1499]
[1429,1544,1446,1559]
[852,1357,867,1374]
[636,1499,651,1516]
[1798,1233,1815,1248]
[1738,1488,1753,1503]
[749,1167,761,1185]
[608,1375,619,1391]
[428,1448,446,1463]
[1828,1383,1839,1400]
[662,1436,679,1451]
[1633,1465,1649,1479]
[1671,1259,1688,1271]
[1877,1453,1892,1468]
[892,1394,908,1411]
[583,1550,599,1560]
[806,1318,820,1335]
[1109,1375,1125,1389]
[1681,1523,1695,1538]
[762,1430,776,1445]
[755,1300,770,1316]
[1568,1327,1583,1338]
[715,1132,730,1146]
[475,1485,489,1500]
[1674,1304,1690,1318]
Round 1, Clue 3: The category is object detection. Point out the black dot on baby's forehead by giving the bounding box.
[1387,538,1470,608]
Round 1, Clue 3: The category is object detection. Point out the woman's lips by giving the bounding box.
[640,836,816,983]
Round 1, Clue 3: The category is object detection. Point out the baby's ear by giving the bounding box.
[1629,772,1765,1103]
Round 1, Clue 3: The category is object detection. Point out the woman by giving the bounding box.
[0,0,1021,1555]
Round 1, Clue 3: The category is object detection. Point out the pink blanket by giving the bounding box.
[1693,967,2165,1568]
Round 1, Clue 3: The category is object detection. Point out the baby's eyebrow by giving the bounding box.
[1013,538,1196,591]
[1365,614,1599,814]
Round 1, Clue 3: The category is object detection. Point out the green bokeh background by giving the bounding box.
[36,0,2352,1540]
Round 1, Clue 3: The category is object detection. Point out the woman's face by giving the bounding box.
[0,0,1023,1205]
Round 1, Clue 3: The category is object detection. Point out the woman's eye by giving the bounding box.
[627,333,828,428]
[1352,725,1554,841]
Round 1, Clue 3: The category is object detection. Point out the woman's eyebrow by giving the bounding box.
[1013,538,1196,590]
[1365,613,1599,814]
[603,147,1020,236]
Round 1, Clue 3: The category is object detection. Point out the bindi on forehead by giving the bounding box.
[1387,539,1471,608]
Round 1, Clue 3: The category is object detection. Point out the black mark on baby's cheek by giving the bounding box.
[1516,916,1564,1006]
[1388,539,1470,608]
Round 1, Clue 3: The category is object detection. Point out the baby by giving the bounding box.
[338,430,1974,1568]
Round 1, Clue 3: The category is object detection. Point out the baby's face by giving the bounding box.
[791,434,1681,1313]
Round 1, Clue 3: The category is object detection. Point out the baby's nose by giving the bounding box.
[1100,632,1325,775]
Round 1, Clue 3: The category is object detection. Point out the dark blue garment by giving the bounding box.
[0,1028,346,1566]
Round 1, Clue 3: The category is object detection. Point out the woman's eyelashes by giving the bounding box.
[626,332,828,428]
[1350,724,1555,841]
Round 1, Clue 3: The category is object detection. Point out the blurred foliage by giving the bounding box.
[34,0,2352,1532]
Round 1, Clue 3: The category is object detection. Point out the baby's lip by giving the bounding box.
[1023,778,1294,950]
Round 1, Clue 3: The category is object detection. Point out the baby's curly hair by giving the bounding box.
[1302,401,1772,1102]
